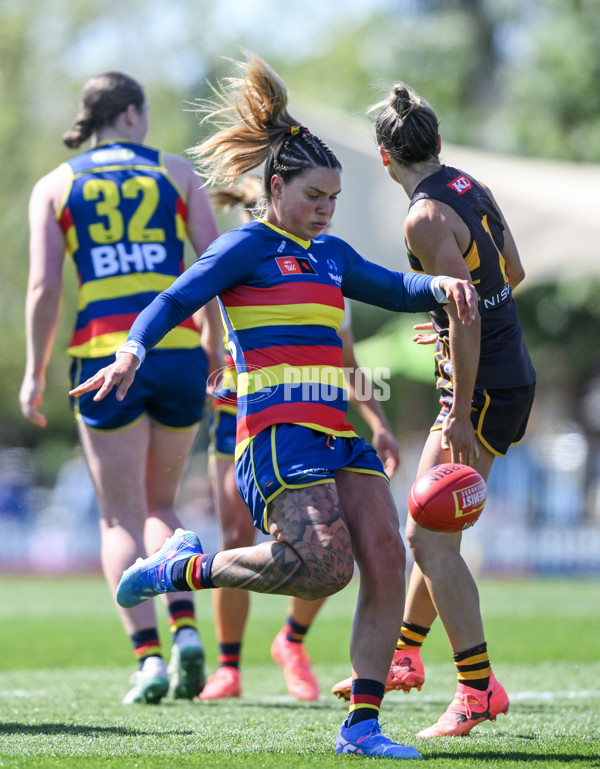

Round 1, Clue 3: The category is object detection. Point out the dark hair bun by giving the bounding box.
[391,85,413,116]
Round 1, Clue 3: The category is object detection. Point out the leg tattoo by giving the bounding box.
[210,484,354,598]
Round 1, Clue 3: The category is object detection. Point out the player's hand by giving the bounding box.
[441,411,480,466]
[412,322,437,346]
[439,278,479,325]
[371,427,401,477]
[69,353,139,402]
[19,373,48,428]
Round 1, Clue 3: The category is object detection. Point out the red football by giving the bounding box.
[408,463,487,532]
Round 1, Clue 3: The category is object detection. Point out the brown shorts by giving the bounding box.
[432,383,536,457]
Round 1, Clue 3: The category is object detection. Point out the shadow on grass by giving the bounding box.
[428,751,600,765]
[0,722,194,737]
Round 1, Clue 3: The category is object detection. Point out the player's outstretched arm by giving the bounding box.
[69,352,139,402]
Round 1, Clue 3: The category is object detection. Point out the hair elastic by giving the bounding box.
[286,125,310,135]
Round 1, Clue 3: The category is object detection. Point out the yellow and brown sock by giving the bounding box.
[453,642,490,691]
[397,621,430,650]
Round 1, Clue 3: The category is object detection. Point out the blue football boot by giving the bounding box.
[336,718,422,759]
[117,528,203,608]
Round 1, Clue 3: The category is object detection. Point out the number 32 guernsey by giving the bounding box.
[57,140,199,358]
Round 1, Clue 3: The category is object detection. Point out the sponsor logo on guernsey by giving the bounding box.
[482,283,511,310]
[275,256,317,275]
[447,174,473,195]
[91,243,167,277]
[90,148,136,164]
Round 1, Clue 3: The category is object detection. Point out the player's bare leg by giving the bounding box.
[80,417,203,703]
[200,456,255,699]
[405,430,495,650]
[407,431,509,737]
[331,470,422,758]
[334,470,405,684]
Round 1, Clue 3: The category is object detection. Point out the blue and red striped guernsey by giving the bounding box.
[57,140,200,358]
[217,222,354,459]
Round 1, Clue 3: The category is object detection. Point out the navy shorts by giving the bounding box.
[208,406,237,459]
[434,382,536,457]
[235,424,387,533]
[70,347,208,431]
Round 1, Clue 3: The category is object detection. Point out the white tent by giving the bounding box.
[299,101,600,286]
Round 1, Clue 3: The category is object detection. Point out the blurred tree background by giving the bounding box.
[1,0,600,484]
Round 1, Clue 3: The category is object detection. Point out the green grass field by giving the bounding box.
[0,575,598,768]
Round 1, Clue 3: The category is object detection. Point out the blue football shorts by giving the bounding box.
[70,347,208,431]
[434,382,536,457]
[235,423,387,533]
[208,405,237,459]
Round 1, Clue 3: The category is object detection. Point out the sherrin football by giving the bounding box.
[408,463,487,532]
